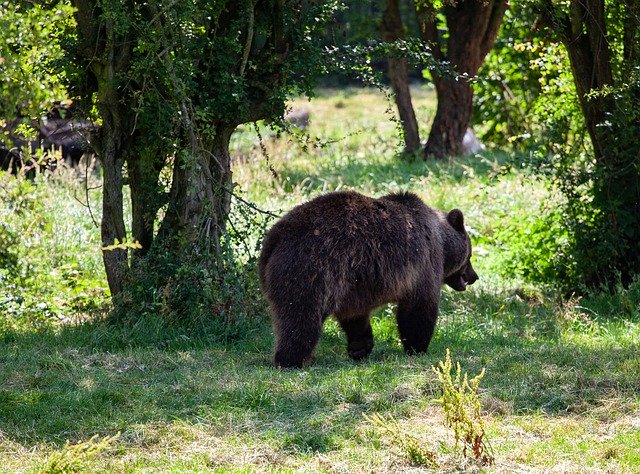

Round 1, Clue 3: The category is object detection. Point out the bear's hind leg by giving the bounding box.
[337,313,374,360]
[396,294,438,355]
[274,308,324,369]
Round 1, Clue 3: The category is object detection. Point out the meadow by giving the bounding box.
[1,87,639,472]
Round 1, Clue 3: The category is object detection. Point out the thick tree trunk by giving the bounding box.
[562,0,614,163]
[426,79,474,157]
[417,0,507,158]
[99,120,128,296]
[381,0,421,154]
[157,124,233,258]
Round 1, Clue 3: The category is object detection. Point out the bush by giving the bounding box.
[0,172,108,332]
[489,192,573,285]
[109,197,274,340]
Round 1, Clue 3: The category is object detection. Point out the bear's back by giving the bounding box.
[259,191,443,313]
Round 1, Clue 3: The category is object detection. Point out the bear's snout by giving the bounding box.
[466,264,478,286]
[445,261,478,291]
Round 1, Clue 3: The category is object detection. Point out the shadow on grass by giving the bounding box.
[0,285,638,453]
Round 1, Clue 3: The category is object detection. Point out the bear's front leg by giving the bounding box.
[396,293,439,355]
[337,313,374,360]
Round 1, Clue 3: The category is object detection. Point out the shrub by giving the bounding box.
[490,193,573,285]
[38,433,120,474]
[109,196,274,340]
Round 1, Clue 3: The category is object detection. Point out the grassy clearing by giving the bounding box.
[1,87,640,472]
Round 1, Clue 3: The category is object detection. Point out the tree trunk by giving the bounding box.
[157,124,233,258]
[381,0,421,154]
[426,78,474,158]
[91,19,133,297]
[561,0,613,163]
[99,118,128,296]
[417,0,507,158]
[129,146,166,260]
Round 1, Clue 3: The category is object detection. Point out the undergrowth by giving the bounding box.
[0,170,108,333]
[366,412,438,467]
[38,433,120,474]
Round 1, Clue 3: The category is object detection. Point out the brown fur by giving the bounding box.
[258,190,478,368]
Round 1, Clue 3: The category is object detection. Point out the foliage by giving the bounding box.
[318,0,423,84]
[99,0,340,136]
[432,349,493,466]
[488,189,574,284]
[568,82,640,288]
[38,433,120,474]
[473,2,582,150]
[0,1,74,121]
[0,170,108,332]
[0,221,18,274]
[110,195,273,336]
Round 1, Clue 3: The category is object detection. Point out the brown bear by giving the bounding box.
[258,190,478,368]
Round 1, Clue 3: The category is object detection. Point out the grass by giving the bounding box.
[1,86,640,472]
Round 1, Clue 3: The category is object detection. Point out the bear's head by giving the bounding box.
[443,209,478,291]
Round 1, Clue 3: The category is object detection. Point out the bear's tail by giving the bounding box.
[258,230,280,289]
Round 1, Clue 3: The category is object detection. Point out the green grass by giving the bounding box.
[1,87,640,472]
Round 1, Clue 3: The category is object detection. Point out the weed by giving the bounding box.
[432,349,494,466]
[38,433,120,474]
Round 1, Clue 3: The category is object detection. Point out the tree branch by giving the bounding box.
[414,2,444,63]
[239,0,256,76]
[622,1,639,64]
[480,0,509,59]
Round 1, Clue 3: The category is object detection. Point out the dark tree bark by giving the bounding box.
[128,147,166,261]
[552,0,613,162]
[157,122,233,258]
[98,111,129,296]
[381,0,421,154]
[416,0,508,158]
[539,0,640,286]
[73,2,136,296]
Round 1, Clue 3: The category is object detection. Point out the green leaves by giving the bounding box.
[0,1,74,121]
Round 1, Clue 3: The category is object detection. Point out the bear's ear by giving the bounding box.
[447,209,465,232]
